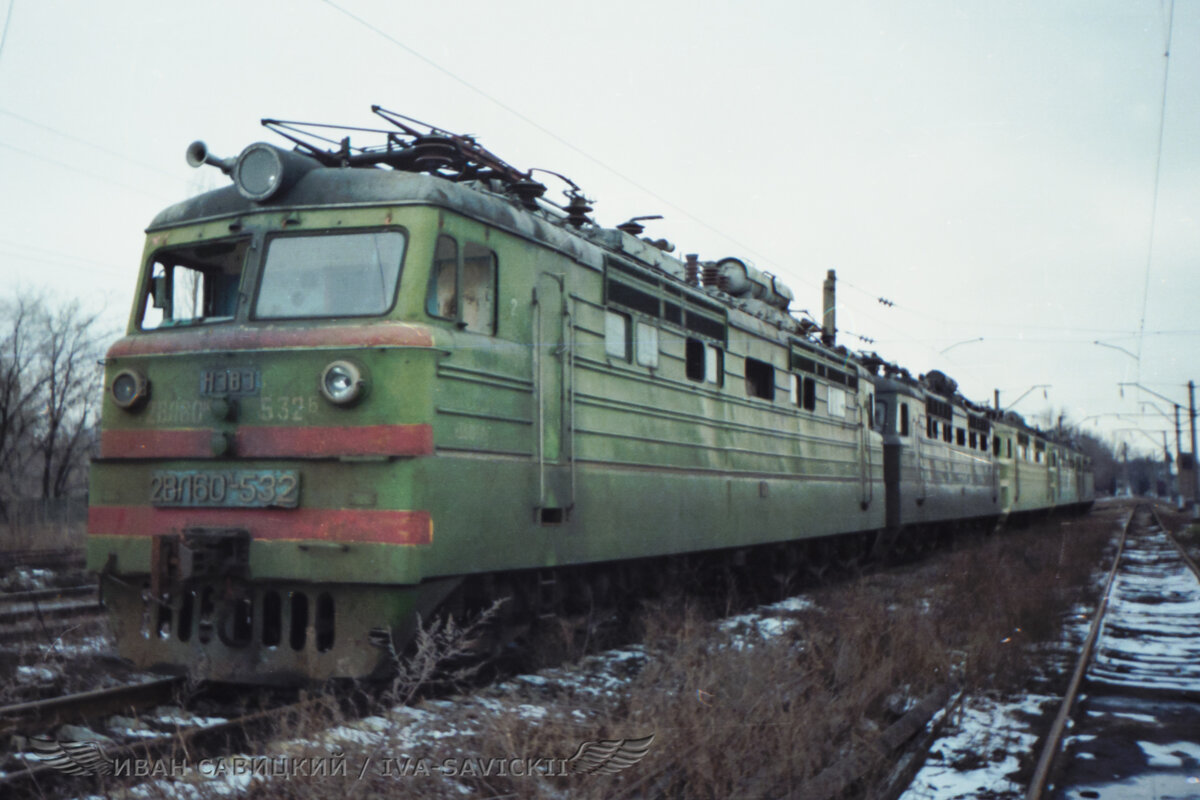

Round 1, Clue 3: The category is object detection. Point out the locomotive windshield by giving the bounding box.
[140,239,249,330]
[254,231,406,319]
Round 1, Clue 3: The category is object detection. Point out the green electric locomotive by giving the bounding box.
[86,108,1088,683]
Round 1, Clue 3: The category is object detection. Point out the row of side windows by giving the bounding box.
[604,311,850,417]
[606,309,724,386]
[924,417,992,453]
[604,310,659,368]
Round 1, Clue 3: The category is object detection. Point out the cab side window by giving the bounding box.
[461,242,496,334]
[428,235,458,320]
[141,239,249,329]
[427,235,497,334]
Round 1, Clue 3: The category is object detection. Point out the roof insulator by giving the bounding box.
[616,215,664,235]
[565,191,594,227]
[510,179,546,210]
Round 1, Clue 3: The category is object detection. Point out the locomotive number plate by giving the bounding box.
[150,470,300,508]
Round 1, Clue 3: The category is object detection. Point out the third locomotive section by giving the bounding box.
[86,109,1095,685]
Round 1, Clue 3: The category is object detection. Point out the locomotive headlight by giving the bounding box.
[232,143,318,202]
[111,368,150,411]
[319,360,367,406]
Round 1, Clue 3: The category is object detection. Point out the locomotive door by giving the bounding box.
[533,273,570,512]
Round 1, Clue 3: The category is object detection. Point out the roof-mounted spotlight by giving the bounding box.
[187,140,318,202]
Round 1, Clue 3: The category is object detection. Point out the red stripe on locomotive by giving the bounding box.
[88,506,433,545]
[99,424,434,459]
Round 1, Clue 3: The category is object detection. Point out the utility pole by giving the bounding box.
[1176,404,1184,509]
[1191,380,1199,519]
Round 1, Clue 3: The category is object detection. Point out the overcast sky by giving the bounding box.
[0,0,1196,458]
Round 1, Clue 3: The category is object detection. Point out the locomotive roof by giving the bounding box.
[148,168,602,270]
[168,111,1075,442]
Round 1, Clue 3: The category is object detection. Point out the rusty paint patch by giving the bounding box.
[238,423,433,458]
[107,322,434,358]
[100,423,433,459]
[100,429,211,459]
[88,505,433,545]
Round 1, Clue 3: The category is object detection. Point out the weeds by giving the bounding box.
[0,520,85,552]
[83,513,1118,800]
[386,599,506,707]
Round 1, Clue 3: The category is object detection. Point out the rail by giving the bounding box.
[0,585,96,605]
[1155,506,1200,583]
[1024,505,1135,800]
[0,694,326,797]
[0,548,85,572]
[0,676,184,736]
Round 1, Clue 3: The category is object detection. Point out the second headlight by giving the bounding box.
[319,360,367,406]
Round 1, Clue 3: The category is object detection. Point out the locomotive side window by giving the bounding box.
[802,377,816,411]
[828,386,846,418]
[873,398,888,431]
[900,403,910,436]
[706,346,724,386]
[604,310,631,360]
[461,243,497,334]
[635,322,659,368]
[256,231,406,319]
[744,358,775,401]
[140,239,249,329]
[424,236,497,333]
[686,339,723,385]
[427,235,458,320]
[687,339,706,382]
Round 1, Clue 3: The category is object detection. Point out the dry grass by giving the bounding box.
[0,520,86,553]
[1156,502,1200,566]
[92,512,1122,800]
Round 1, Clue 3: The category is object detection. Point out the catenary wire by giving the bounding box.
[1135,0,1176,380]
[0,0,14,64]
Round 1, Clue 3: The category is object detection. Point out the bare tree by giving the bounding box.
[0,293,107,517]
[0,296,48,519]
[34,299,105,499]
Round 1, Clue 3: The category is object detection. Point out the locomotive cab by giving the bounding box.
[88,179,473,681]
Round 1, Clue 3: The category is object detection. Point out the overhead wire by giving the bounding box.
[314,0,942,357]
[1135,0,1176,381]
[0,107,183,181]
[0,140,174,202]
[0,0,13,64]
[0,238,129,278]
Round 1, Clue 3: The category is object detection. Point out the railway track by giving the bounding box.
[0,680,335,798]
[0,677,185,736]
[0,512,1113,798]
[0,548,85,573]
[0,594,106,645]
[1026,504,1200,800]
